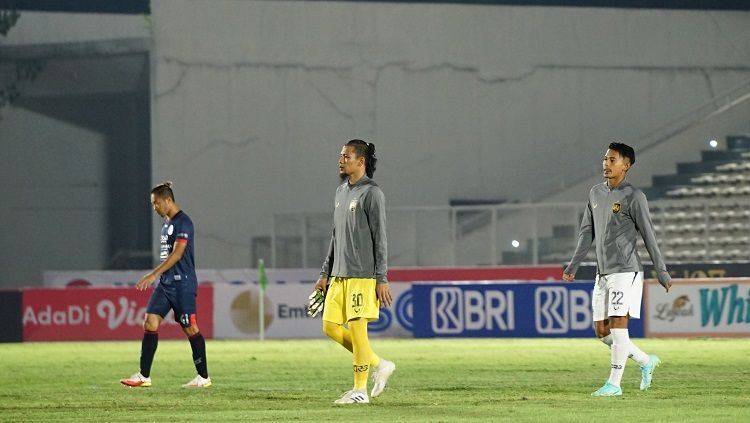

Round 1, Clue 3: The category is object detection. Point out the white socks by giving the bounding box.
[599,333,650,366]
[607,328,631,387]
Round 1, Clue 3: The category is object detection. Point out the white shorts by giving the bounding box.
[592,272,643,321]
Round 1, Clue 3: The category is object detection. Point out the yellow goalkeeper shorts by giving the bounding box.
[322,277,380,324]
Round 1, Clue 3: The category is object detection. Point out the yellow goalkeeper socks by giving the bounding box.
[323,320,381,368]
[349,318,373,391]
[323,320,352,351]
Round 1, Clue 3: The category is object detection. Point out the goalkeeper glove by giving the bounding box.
[307,288,325,317]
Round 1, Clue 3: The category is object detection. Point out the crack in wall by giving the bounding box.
[154,57,750,143]
[308,77,357,129]
[154,64,188,99]
[154,55,750,99]
[700,69,717,102]
[705,11,750,62]
[181,135,259,165]
[155,56,750,169]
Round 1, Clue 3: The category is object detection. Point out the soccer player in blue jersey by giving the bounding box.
[312,140,395,404]
[120,181,211,388]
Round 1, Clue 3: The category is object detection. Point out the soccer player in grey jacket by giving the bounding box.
[312,140,395,404]
[563,142,672,397]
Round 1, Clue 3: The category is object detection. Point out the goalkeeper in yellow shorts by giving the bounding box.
[310,139,395,405]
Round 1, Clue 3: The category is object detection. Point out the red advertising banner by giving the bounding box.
[22,285,213,341]
[388,266,562,282]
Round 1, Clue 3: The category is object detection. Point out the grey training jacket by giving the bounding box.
[320,176,388,283]
[564,180,671,288]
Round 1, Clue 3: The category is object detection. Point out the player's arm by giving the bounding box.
[563,199,595,281]
[314,228,335,294]
[632,192,672,292]
[136,241,188,290]
[366,188,392,307]
[310,226,333,316]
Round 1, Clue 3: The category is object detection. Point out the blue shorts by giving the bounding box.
[146,281,198,328]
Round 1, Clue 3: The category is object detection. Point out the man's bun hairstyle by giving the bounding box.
[346,139,377,178]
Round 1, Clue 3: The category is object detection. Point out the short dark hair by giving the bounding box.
[151,181,175,200]
[346,139,378,178]
[608,142,635,165]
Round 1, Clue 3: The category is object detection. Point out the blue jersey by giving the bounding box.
[159,210,196,286]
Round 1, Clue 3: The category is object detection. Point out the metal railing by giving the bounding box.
[271,202,585,268]
[269,197,750,269]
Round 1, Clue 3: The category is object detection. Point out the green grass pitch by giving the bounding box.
[1,338,748,422]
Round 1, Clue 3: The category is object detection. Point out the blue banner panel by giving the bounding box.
[412,282,644,338]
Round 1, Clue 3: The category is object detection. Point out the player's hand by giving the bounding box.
[376,283,393,308]
[562,273,575,282]
[662,279,672,293]
[307,288,325,317]
[314,277,329,295]
[136,274,157,291]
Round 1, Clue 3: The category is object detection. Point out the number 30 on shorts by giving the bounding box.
[351,293,363,307]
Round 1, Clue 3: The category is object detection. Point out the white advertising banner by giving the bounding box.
[44,269,415,339]
[212,282,413,339]
[645,278,750,337]
[43,269,317,287]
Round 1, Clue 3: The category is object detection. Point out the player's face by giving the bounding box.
[150,194,171,218]
[339,145,364,177]
[602,148,630,181]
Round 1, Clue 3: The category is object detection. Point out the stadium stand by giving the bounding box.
[640,135,750,263]
[536,135,750,265]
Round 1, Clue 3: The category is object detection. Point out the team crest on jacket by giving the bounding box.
[612,202,621,214]
[349,199,358,211]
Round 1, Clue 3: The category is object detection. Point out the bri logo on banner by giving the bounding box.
[430,287,515,334]
[534,287,591,334]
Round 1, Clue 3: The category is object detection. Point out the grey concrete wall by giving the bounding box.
[151,1,750,268]
[0,107,108,286]
[0,12,152,286]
